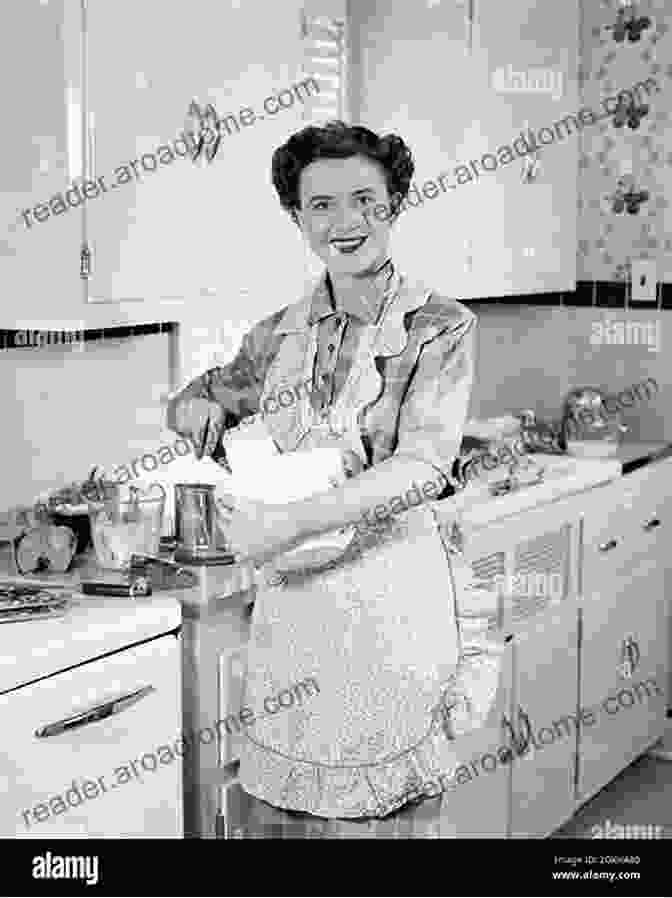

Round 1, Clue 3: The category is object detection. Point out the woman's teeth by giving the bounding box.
[330,236,368,255]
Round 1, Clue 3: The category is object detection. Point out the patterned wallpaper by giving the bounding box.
[578,0,672,284]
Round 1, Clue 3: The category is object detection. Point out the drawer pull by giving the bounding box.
[619,637,640,679]
[34,684,155,738]
[598,539,618,553]
[644,517,661,532]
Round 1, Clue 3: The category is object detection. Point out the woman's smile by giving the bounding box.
[329,235,369,255]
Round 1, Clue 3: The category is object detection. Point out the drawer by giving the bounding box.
[621,460,672,563]
[1,635,182,838]
[582,461,672,595]
[581,482,633,587]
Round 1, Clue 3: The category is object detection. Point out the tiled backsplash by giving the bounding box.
[0,327,179,509]
[468,303,668,442]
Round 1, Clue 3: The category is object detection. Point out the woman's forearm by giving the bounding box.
[289,454,451,541]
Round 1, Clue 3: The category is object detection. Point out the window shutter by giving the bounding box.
[299,12,348,124]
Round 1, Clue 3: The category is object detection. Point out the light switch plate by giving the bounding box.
[631,259,657,302]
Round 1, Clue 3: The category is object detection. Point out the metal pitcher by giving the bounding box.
[174,483,219,555]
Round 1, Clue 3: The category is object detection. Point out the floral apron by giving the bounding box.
[235,285,493,820]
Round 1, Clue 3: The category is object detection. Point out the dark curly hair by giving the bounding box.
[271,120,415,223]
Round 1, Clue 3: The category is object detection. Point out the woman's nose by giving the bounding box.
[331,203,366,232]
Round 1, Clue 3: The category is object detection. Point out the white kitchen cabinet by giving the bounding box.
[83,0,311,325]
[509,603,579,838]
[466,0,579,297]
[577,460,672,804]
[349,0,578,299]
[458,491,581,838]
[1,634,182,838]
[2,0,313,330]
[0,0,85,328]
[350,0,481,299]
[578,554,668,804]
[438,638,513,839]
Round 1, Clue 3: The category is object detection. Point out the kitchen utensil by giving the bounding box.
[174,483,224,556]
[80,578,152,598]
[88,483,166,570]
[0,584,71,624]
[129,554,200,589]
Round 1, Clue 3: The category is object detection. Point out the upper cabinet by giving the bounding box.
[0,0,85,329]
[1,0,325,330]
[349,0,579,299]
[83,0,310,323]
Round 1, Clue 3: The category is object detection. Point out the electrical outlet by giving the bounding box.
[631,259,657,302]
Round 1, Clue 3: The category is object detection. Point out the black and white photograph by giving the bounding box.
[0,0,671,892]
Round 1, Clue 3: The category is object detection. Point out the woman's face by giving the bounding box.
[295,154,397,277]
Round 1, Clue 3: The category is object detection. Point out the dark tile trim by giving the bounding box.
[662,282,672,310]
[570,282,595,307]
[461,281,671,309]
[0,322,178,351]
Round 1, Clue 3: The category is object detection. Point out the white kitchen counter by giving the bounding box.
[0,547,180,695]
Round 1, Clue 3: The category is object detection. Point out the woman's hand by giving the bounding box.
[174,397,225,459]
[215,492,303,566]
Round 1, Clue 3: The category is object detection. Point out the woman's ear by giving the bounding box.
[290,208,301,228]
[385,193,403,225]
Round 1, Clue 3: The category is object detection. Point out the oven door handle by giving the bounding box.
[34,685,155,738]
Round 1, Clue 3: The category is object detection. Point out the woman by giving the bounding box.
[167,121,502,838]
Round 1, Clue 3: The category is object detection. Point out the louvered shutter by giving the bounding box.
[300,12,348,124]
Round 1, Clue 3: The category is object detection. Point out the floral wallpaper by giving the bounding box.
[578,0,672,284]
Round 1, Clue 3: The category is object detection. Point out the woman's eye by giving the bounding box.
[313,201,330,212]
[358,195,375,206]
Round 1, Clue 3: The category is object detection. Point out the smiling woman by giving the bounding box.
[166,121,490,839]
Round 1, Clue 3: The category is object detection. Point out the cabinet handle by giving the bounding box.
[88,111,96,181]
[502,711,528,756]
[627,638,640,673]
[598,538,618,552]
[619,637,640,679]
[516,705,533,754]
[643,517,661,531]
[34,685,155,738]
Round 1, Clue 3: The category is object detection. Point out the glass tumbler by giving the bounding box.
[88,485,166,570]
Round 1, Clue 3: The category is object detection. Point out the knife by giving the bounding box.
[197,415,211,461]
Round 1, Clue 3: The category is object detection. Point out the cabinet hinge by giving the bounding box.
[80,243,92,280]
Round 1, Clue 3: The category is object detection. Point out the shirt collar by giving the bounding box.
[307,258,398,326]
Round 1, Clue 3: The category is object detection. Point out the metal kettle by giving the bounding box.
[561,387,628,455]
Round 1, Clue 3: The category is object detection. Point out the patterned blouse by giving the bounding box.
[167,258,477,484]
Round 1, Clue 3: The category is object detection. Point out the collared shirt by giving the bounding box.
[167,260,476,479]
[310,257,396,413]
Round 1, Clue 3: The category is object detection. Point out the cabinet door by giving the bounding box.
[467,0,579,297]
[349,0,478,298]
[1,635,182,838]
[578,557,668,803]
[83,0,309,322]
[0,0,84,327]
[438,639,513,838]
[510,603,579,838]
